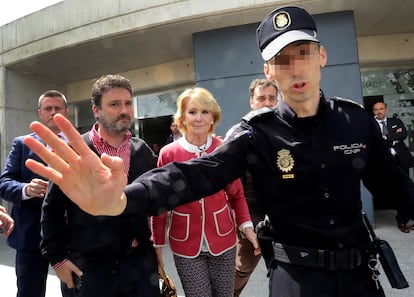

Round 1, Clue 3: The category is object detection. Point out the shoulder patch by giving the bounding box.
[331,96,363,109]
[224,122,253,142]
[242,107,274,123]
[234,130,252,139]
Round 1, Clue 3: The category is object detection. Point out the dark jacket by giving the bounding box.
[0,133,47,251]
[40,132,157,266]
[123,92,414,250]
[378,117,414,170]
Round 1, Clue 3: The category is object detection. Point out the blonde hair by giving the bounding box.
[174,87,222,136]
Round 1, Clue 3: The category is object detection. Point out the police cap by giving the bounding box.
[257,6,319,61]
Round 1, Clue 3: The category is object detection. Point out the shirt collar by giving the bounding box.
[179,136,213,157]
[89,123,132,148]
[277,89,327,123]
[375,118,386,123]
[57,132,67,142]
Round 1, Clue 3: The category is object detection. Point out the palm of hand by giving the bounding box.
[24,114,128,216]
[61,152,127,216]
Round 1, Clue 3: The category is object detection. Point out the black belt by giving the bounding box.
[272,242,369,271]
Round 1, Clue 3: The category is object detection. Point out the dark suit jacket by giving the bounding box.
[0,133,47,251]
[40,131,157,266]
[379,117,414,170]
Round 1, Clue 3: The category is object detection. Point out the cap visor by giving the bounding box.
[261,29,319,61]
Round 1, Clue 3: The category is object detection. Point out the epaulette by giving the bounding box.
[242,107,274,123]
[224,122,254,141]
[330,96,363,109]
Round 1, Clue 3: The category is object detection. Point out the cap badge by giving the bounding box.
[273,11,291,31]
[276,149,294,173]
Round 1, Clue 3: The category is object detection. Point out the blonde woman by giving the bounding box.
[151,87,259,297]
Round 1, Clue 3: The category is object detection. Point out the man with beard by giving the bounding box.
[372,101,414,232]
[23,6,414,297]
[40,75,160,297]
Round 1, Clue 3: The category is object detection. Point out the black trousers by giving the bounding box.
[61,245,159,297]
[268,261,386,297]
[15,249,49,297]
[394,162,413,225]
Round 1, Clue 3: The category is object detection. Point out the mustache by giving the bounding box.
[117,114,131,121]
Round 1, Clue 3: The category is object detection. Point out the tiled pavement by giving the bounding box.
[0,209,412,297]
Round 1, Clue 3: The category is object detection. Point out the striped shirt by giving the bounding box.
[88,123,131,174]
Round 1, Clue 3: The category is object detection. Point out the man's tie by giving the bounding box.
[381,120,389,136]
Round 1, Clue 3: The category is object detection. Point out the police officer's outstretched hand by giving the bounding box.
[24,114,128,216]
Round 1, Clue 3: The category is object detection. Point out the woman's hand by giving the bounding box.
[244,226,261,256]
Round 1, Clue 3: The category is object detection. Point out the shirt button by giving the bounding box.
[329,219,335,225]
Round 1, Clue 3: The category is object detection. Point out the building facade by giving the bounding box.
[1,0,414,217]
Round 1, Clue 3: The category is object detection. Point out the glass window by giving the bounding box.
[133,88,184,147]
[74,100,94,134]
[361,68,414,151]
[73,87,185,146]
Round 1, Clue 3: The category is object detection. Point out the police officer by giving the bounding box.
[23,6,414,297]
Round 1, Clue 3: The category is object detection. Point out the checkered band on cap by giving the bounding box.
[257,6,319,61]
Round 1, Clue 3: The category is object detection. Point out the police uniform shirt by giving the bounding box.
[125,91,414,251]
